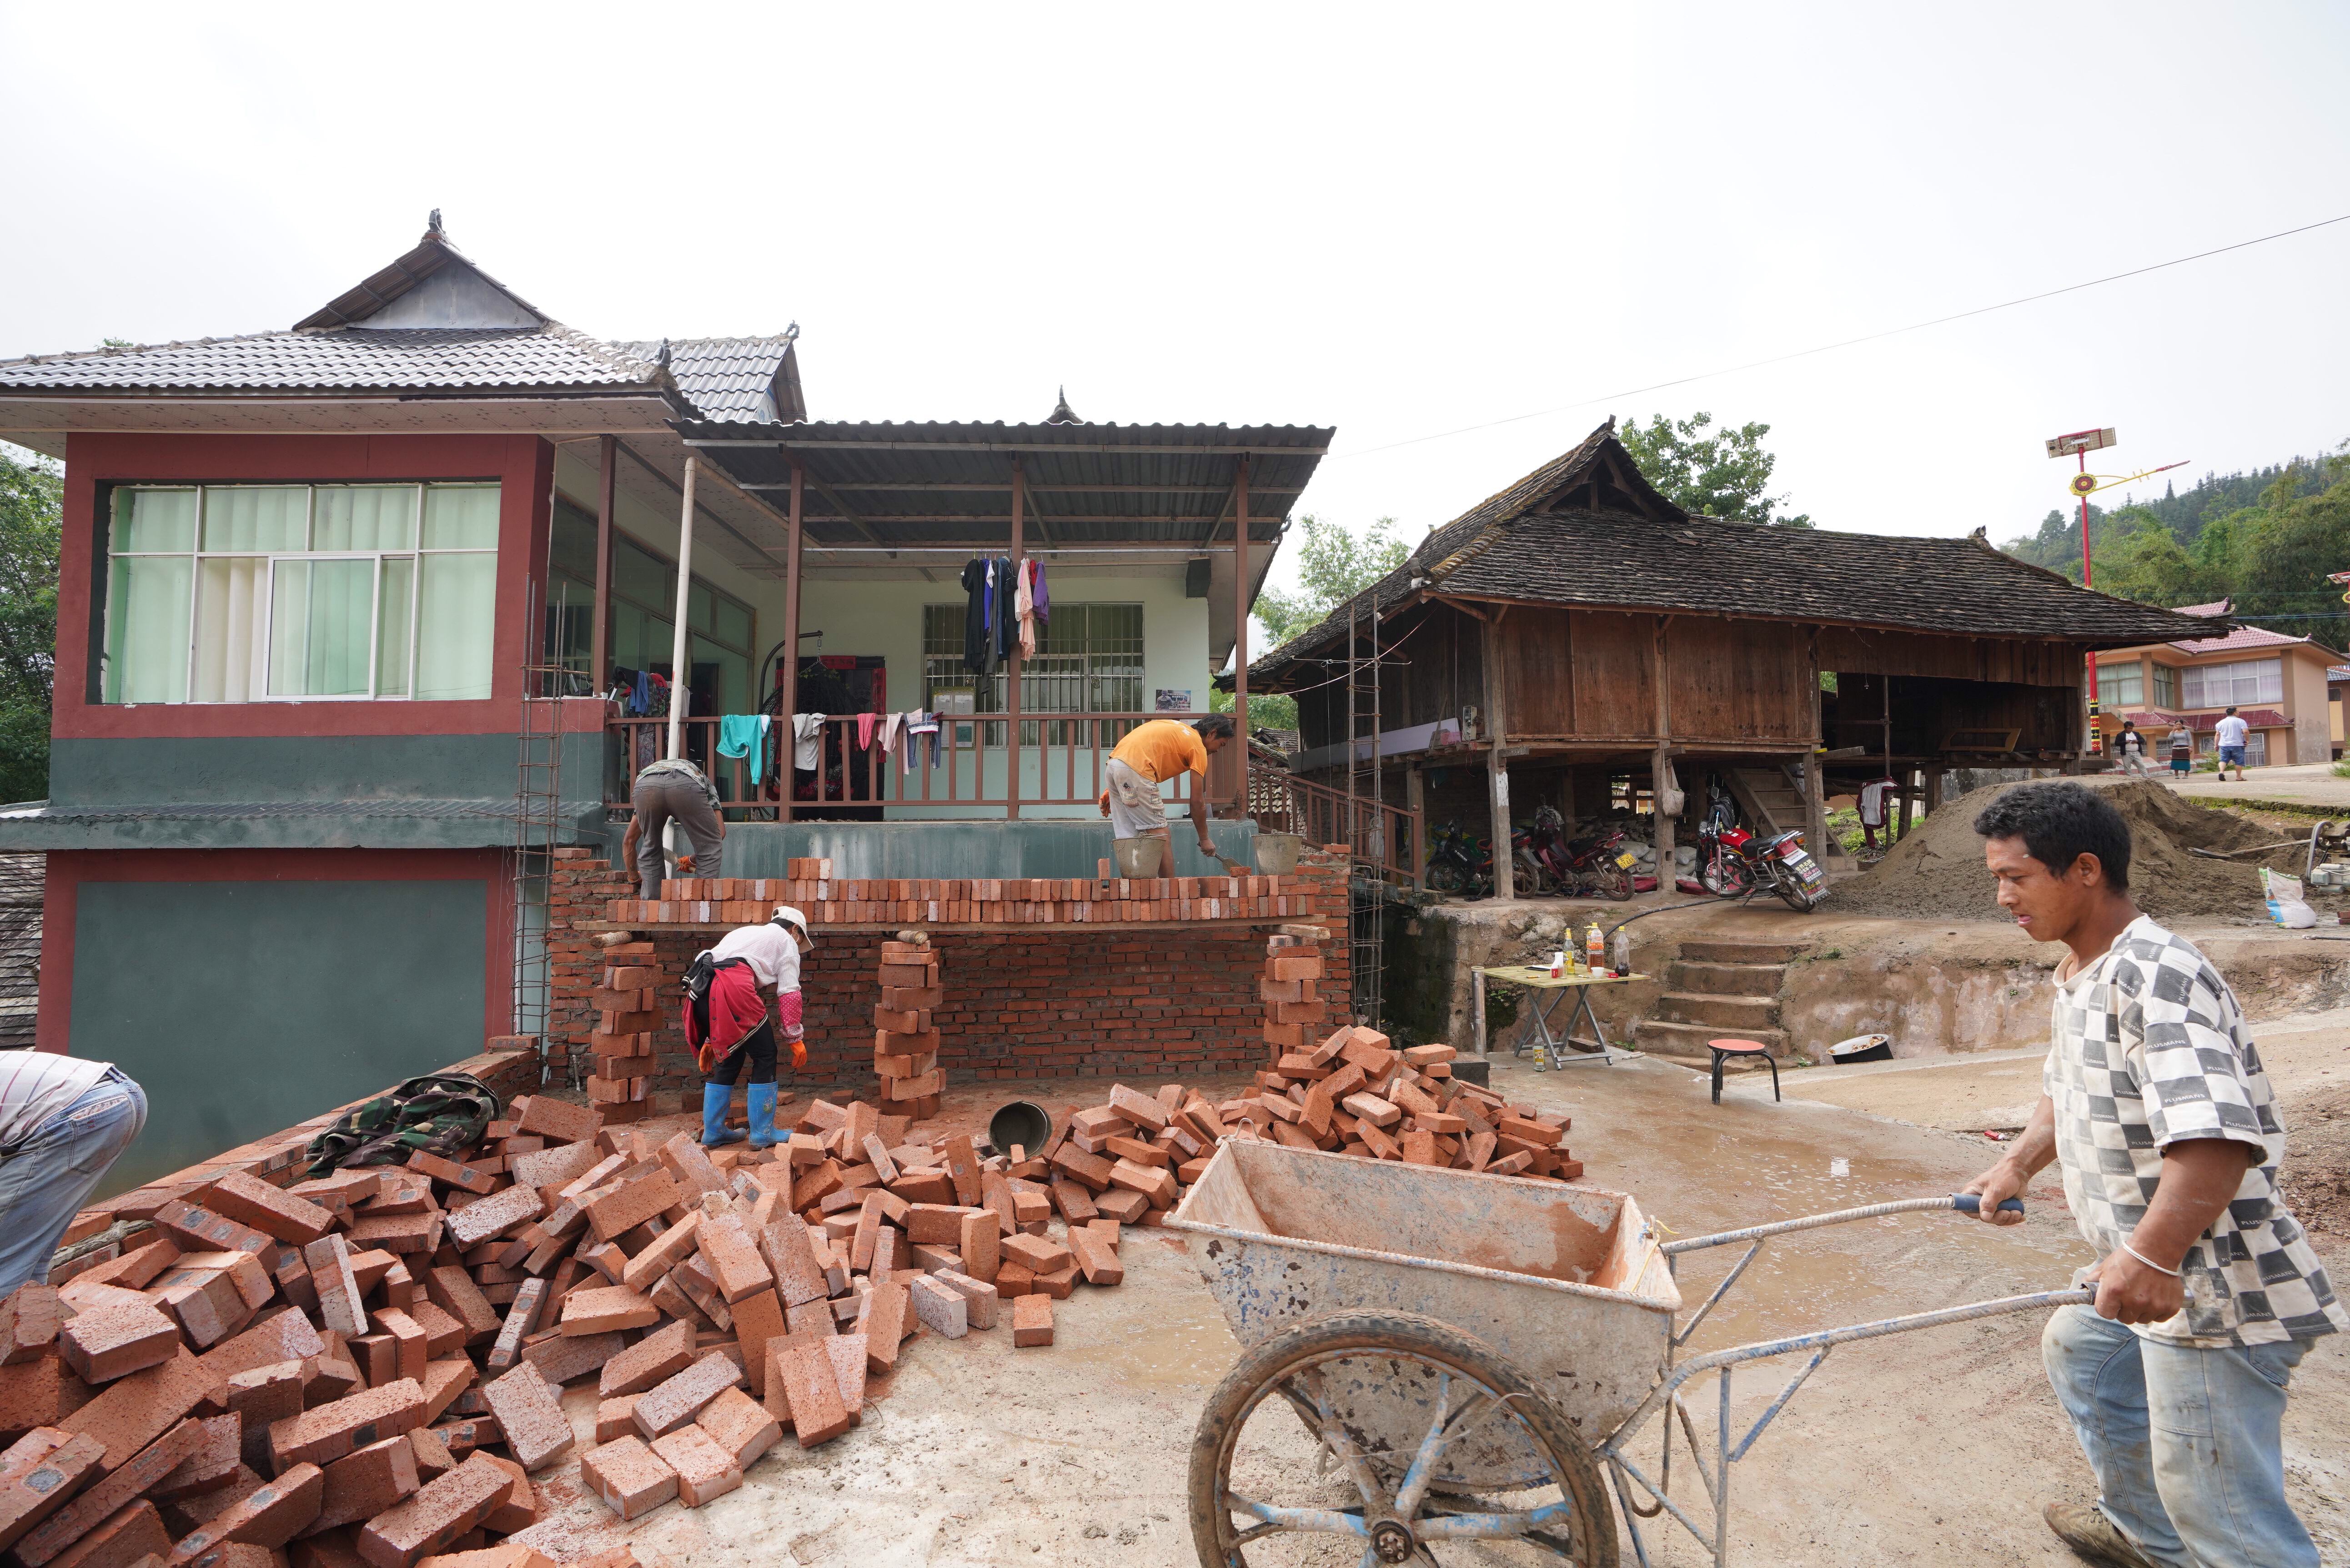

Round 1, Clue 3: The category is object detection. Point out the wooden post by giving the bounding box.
[778,462,803,823]
[1896,772,1916,840]
[1007,458,1025,819]
[591,434,615,703]
[1923,766,1942,816]
[1472,966,1488,1060]
[1480,611,1514,901]
[1651,615,1676,881]
[666,457,697,762]
[1804,629,1829,862]
[1405,766,1425,881]
[1232,457,1251,821]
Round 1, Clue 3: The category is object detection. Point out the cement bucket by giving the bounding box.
[1252,832,1303,874]
[1113,836,1167,878]
[989,1100,1053,1160]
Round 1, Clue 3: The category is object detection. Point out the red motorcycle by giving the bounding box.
[1696,785,1826,911]
[1514,804,1635,900]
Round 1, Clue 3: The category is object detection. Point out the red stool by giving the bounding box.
[1707,1038,1781,1106]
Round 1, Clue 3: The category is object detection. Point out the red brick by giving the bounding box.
[999,1234,1071,1273]
[471,1452,537,1534]
[0,1432,105,1552]
[582,1174,681,1245]
[354,1452,510,1568]
[629,1354,740,1440]
[693,1214,772,1304]
[1011,1294,1054,1347]
[163,1461,322,1560]
[931,1271,1001,1331]
[307,1435,420,1534]
[907,1277,967,1340]
[61,1349,214,1470]
[474,1366,571,1473]
[577,1437,675,1522]
[417,1362,474,1425]
[616,1214,698,1295]
[517,1332,623,1388]
[151,1417,240,1502]
[557,1287,656,1337]
[1,1287,61,1364]
[513,1100,600,1147]
[1066,1229,1124,1286]
[692,1387,778,1470]
[268,1379,427,1470]
[420,1271,497,1346]
[441,1188,542,1253]
[225,1361,306,1472]
[14,1417,203,1566]
[593,1398,638,1445]
[56,1303,179,1385]
[857,1284,909,1375]
[404,1429,454,1483]
[727,1291,786,1400]
[596,1322,692,1400]
[150,1205,281,1272]
[48,1497,168,1568]
[768,1346,849,1447]
[201,1173,336,1247]
[646,1424,739,1508]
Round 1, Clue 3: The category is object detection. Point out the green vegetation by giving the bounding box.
[1618,412,1812,528]
[0,445,60,802]
[1235,514,1412,733]
[2001,440,2350,647]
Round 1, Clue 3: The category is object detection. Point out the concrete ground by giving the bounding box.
[2170,759,2350,811]
[505,1016,2350,1568]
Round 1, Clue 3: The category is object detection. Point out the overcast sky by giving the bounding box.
[5,3,2345,584]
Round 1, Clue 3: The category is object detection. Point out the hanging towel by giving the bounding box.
[792,712,825,771]
[1015,559,1038,658]
[857,712,877,750]
[880,711,905,754]
[718,714,769,786]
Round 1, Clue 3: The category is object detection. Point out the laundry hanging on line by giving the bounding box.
[717,714,770,786]
[791,712,825,771]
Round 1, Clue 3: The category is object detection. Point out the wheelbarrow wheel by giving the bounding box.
[1189,1309,1617,1568]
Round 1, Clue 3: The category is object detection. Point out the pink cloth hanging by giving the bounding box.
[1015,559,1038,657]
[858,712,877,749]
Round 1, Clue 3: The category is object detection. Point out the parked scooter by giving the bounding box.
[1426,823,1494,898]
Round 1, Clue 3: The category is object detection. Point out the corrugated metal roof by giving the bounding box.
[678,418,1332,547]
[1250,421,2229,685]
[617,338,803,422]
[0,326,663,397]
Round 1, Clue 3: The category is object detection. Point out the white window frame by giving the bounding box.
[102,482,496,704]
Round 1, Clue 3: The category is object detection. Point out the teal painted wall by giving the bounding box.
[717,819,1260,881]
[71,879,491,1194]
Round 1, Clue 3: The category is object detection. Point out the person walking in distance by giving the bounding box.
[1962,782,2341,1568]
[622,755,726,899]
[2112,720,2153,779]
[681,906,812,1150]
[2213,706,2250,782]
[0,1054,148,1294]
[2167,725,2193,781]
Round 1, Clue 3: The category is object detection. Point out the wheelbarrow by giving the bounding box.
[1165,1138,2092,1567]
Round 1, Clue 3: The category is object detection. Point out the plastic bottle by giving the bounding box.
[1586,921,1605,974]
[1612,927,1633,976]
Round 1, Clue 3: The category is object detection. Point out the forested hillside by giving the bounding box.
[1999,442,2350,648]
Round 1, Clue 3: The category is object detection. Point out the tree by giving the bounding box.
[1617,412,1812,528]
[0,445,60,802]
[2089,507,2220,609]
[1255,515,1410,647]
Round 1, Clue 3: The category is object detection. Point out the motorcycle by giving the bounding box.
[1557,814,1637,901]
[1426,823,1493,898]
[1696,784,1826,912]
[1509,804,1571,896]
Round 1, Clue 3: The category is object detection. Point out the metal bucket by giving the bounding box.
[988,1099,1052,1159]
[1251,831,1302,874]
[1112,836,1167,878]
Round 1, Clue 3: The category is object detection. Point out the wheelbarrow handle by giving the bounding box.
[1662,1193,2024,1254]
[1949,1195,2024,1216]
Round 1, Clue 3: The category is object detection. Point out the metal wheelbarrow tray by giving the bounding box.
[1167,1137,2091,1567]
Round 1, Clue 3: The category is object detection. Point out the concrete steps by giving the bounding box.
[1632,936,1812,1062]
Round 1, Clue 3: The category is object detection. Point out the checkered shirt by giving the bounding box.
[2048,915,2346,1346]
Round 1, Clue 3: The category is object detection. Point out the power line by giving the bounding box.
[1327,212,2350,463]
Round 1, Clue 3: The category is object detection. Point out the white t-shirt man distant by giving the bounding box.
[2213,709,2250,782]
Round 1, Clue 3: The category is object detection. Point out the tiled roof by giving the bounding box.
[2192,707,2290,730]
[1251,422,2222,683]
[618,337,802,422]
[2164,624,2312,654]
[2173,598,2232,618]
[2329,664,2349,681]
[0,854,41,1052]
[0,325,663,397]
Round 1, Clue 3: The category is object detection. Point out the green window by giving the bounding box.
[102,482,499,704]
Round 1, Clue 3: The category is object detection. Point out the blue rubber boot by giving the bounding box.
[746,1082,778,1151]
[700,1083,745,1147]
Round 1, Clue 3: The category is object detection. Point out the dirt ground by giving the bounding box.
[506,1019,2350,1567]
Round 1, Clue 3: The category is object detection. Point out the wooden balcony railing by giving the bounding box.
[1250,767,1425,887]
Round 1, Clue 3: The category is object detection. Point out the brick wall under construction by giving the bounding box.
[544,846,1355,1105]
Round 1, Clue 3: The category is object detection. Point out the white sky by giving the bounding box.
[5,2,2346,591]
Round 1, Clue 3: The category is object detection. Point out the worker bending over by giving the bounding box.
[682,905,811,1150]
[0,1054,148,1294]
[1098,713,1235,865]
[1963,781,2341,1568]
[622,755,726,900]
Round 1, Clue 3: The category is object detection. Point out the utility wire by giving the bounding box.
[1327,213,2350,463]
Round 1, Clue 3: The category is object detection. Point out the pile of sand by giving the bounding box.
[1822,777,2308,922]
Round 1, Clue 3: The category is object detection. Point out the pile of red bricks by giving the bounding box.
[615,870,1317,927]
[872,933,942,1121]
[583,945,661,1124]
[0,1073,1142,1565]
[1259,928,1331,1056]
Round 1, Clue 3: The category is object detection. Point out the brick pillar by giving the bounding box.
[875,932,943,1122]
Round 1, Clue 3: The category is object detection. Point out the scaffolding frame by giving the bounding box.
[1345,598,1385,1028]
[511,576,570,1088]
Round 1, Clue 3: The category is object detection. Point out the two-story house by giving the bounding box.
[2093,598,2344,768]
[0,217,1323,1187]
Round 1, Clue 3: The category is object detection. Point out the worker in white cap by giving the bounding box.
[682,905,812,1150]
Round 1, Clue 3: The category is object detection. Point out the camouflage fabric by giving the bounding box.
[303,1071,501,1178]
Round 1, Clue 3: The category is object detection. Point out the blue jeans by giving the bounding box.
[2043,1304,2320,1568]
[0,1068,147,1295]
[2219,745,2246,768]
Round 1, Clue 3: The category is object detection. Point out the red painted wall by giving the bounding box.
[55,433,555,740]
[37,847,512,1055]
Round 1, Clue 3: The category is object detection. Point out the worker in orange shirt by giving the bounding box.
[1099,713,1235,867]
